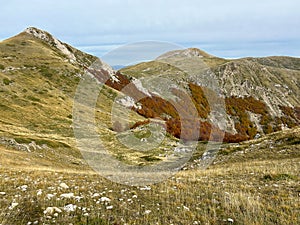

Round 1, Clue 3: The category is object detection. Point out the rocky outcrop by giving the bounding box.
[25,27,77,62]
[214,59,300,116]
[24,27,97,68]
[0,137,48,152]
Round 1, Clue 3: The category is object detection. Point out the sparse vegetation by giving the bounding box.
[262,173,295,181]
[0,149,299,224]
[39,66,54,78]
[3,78,12,85]
[27,95,40,102]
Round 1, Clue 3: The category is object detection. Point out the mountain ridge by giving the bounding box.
[120,47,300,140]
[0,27,299,146]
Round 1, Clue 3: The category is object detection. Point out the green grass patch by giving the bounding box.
[133,129,151,139]
[13,137,71,149]
[140,155,161,162]
[262,173,295,181]
[27,95,40,102]
[0,103,12,111]
[3,78,12,85]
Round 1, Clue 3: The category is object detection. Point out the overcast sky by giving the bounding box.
[1,0,299,58]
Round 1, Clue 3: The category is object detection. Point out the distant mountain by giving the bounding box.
[119,48,300,142]
[112,65,126,70]
[157,47,214,59]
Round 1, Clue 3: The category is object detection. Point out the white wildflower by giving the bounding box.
[74,196,84,202]
[9,202,19,210]
[44,207,62,215]
[227,218,234,223]
[92,193,100,198]
[64,204,77,212]
[46,194,55,199]
[19,185,28,191]
[183,206,190,211]
[140,186,151,191]
[100,197,111,202]
[60,193,74,199]
[59,182,69,189]
[144,210,151,215]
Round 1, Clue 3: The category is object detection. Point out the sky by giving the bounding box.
[0,0,299,59]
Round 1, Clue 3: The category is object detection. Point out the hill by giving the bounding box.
[0,28,299,224]
[120,48,300,141]
[0,27,145,168]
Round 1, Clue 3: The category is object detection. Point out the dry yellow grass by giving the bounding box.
[0,144,299,224]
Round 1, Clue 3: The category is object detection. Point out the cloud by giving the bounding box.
[187,40,300,58]
[0,0,299,58]
[76,44,122,57]
[100,41,183,66]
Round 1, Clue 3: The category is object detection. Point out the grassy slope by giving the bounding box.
[0,31,146,168]
[0,32,80,136]
[0,32,299,224]
[0,127,299,225]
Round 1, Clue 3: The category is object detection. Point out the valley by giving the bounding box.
[0,27,299,225]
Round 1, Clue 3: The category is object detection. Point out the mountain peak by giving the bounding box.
[24,26,45,33]
[24,27,53,42]
[20,27,103,69]
[156,47,214,60]
[24,27,78,62]
[183,48,213,57]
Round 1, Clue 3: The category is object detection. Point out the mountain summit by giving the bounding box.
[157,47,214,60]
[24,27,78,62]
